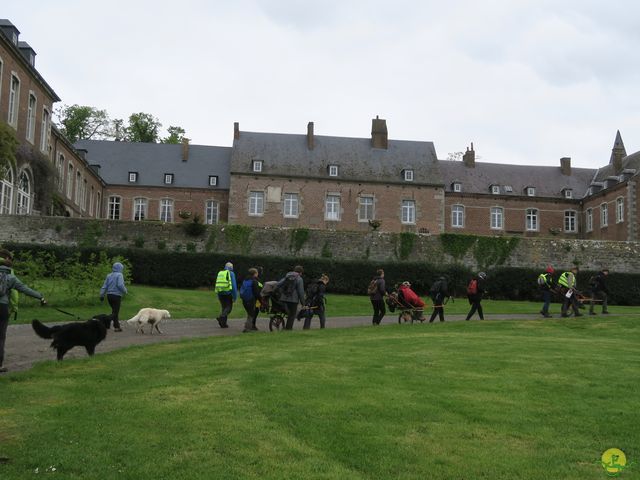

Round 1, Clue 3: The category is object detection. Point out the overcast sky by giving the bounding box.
[5,0,639,168]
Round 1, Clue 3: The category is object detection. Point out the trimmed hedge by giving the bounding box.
[4,243,639,304]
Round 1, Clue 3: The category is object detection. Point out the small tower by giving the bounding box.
[610,130,626,175]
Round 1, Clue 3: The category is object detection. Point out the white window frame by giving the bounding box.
[252,160,263,173]
[600,202,608,228]
[208,175,218,187]
[107,196,121,220]
[564,189,573,199]
[358,196,374,222]
[75,171,82,205]
[133,197,148,221]
[8,73,20,127]
[401,200,416,225]
[56,153,65,192]
[89,185,94,215]
[283,193,299,218]
[526,187,536,197]
[81,179,88,211]
[504,185,513,193]
[164,173,174,185]
[26,92,36,143]
[160,198,174,223]
[0,166,14,214]
[128,172,138,183]
[96,192,102,219]
[586,208,593,232]
[451,204,464,228]
[205,200,219,224]
[491,185,500,195]
[248,191,264,216]
[403,170,414,182]
[66,163,74,199]
[453,182,462,192]
[616,197,624,224]
[325,195,341,221]
[328,165,339,177]
[525,208,538,232]
[564,210,577,233]
[16,171,31,215]
[490,206,504,230]
[40,107,50,153]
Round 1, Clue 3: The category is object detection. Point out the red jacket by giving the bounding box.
[398,285,425,308]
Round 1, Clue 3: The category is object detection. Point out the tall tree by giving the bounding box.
[55,104,112,143]
[161,126,187,144]
[125,112,162,143]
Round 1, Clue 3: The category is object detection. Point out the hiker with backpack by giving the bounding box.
[277,265,305,330]
[589,269,610,315]
[301,274,330,330]
[240,268,262,332]
[558,266,582,318]
[465,272,487,321]
[0,249,47,373]
[537,266,555,318]
[214,262,238,328]
[429,276,449,323]
[368,269,386,325]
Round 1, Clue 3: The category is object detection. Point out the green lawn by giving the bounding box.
[15,280,640,324]
[1,317,638,479]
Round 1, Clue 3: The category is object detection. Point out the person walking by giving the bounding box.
[0,249,47,373]
[465,272,487,321]
[368,269,386,325]
[302,274,329,330]
[239,268,261,333]
[589,269,610,315]
[277,265,305,330]
[429,276,449,323]
[214,262,237,328]
[100,262,128,331]
[538,266,555,318]
[558,266,582,318]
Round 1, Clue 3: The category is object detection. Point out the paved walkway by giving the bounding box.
[0,312,587,373]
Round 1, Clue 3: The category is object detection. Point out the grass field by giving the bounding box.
[0,316,638,479]
[15,280,639,324]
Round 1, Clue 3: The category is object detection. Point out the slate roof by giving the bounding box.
[74,140,231,189]
[231,131,442,186]
[438,160,597,199]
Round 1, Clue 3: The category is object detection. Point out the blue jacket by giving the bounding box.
[100,262,128,297]
[0,265,43,305]
[217,267,237,301]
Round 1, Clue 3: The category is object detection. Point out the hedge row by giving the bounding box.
[5,243,639,305]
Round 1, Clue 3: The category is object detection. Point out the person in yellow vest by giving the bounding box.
[557,266,583,318]
[214,262,237,328]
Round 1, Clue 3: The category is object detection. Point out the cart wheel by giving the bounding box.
[397,314,402,324]
[269,316,284,332]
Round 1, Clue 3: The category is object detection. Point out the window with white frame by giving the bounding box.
[283,193,299,218]
[453,182,462,192]
[208,175,218,187]
[128,172,138,183]
[504,185,513,193]
[26,93,36,142]
[564,210,577,232]
[358,196,374,222]
[82,179,88,211]
[451,205,464,228]
[75,171,82,205]
[600,203,608,228]
[133,197,148,221]
[96,192,102,219]
[8,74,20,126]
[401,200,416,224]
[328,165,339,177]
[40,107,50,152]
[403,169,414,182]
[164,173,174,185]
[0,166,14,214]
[616,197,624,223]
[564,189,573,199]
[586,208,593,232]
[89,186,94,215]
[107,196,121,220]
[205,200,219,224]
[526,187,535,196]
[160,198,174,222]
[16,171,31,215]
[57,154,64,192]
[66,163,73,199]
[248,191,264,216]
[525,208,538,231]
[325,195,341,221]
[490,207,504,229]
[252,160,263,173]
[0,59,3,103]
[491,185,500,195]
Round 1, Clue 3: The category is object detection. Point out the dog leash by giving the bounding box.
[53,307,83,320]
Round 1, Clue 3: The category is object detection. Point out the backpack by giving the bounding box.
[279,274,297,296]
[306,281,321,305]
[537,274,547,287]
[588,275,597,288]
[467,279,478,295]
[430,280,443,296]
[367,279,378,296]
[0,272,7,297]
[239,279,254,302]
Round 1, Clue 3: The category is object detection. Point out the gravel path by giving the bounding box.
[1,312,576,373]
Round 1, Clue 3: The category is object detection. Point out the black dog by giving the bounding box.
[91,313,115,329]
[32,318,109,361]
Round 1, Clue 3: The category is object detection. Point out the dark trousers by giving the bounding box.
[541,290,551,315]
[284,302,299,330]
[218,294,234,327]
[429,294,445,322]
[242,299,256,330]
[251,303,260,327]
[303,305,326,329]
[107,294,122,329]
[560,288,580,316]
[590,290,608,313]
[0,303,8,367]
[465,296,484,320]
[371,299,385,325]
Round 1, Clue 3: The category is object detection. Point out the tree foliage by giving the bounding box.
[125,112,162,143]
[55,104,112,143]
[161,126,186,144]
[0,121,19,178]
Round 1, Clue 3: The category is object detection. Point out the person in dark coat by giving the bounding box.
[538,266,555,318]
[302,274,329,330]
[241,268,262,333]
[465,272,487,321]
[429,276,448,323]
[277,265,305,330]
[589,269,609,315]
[369,269,386,325]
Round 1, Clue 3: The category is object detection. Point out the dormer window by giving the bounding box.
[164,173,174,185]
[564,189,573,199]
[491,185,500,195]
[128,172,138,183]
[252,160,263,173]
[504,185,513,193]
[11,33,17,45]
[526,187,536,197]
[328,165,339,177]
[403,169,414,182]
[208,175,218,187]
[452,182,461,192]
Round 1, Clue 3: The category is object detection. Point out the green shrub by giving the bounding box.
[186,242,197,252]
[182,214,207,237]
[133,236,145,248]
[156,240,166,250]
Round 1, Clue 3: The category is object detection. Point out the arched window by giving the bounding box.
[0,166,14,214]
[16,171,31,215]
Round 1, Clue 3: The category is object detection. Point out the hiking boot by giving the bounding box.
[0,366,7,373]
[216,317,223,327]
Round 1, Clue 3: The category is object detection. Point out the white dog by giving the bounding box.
[126,308,171,334]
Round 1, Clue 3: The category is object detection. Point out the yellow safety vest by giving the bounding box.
[558,271,574,289]
[214,270,232,293]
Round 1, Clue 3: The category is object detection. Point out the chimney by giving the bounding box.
[371,116,388,149]
[560,157,571,176]
[307,122,314,150]
[233,122,240,140]
[462,143,475,168]
[610,131,626,175]
[181,138,190,162]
